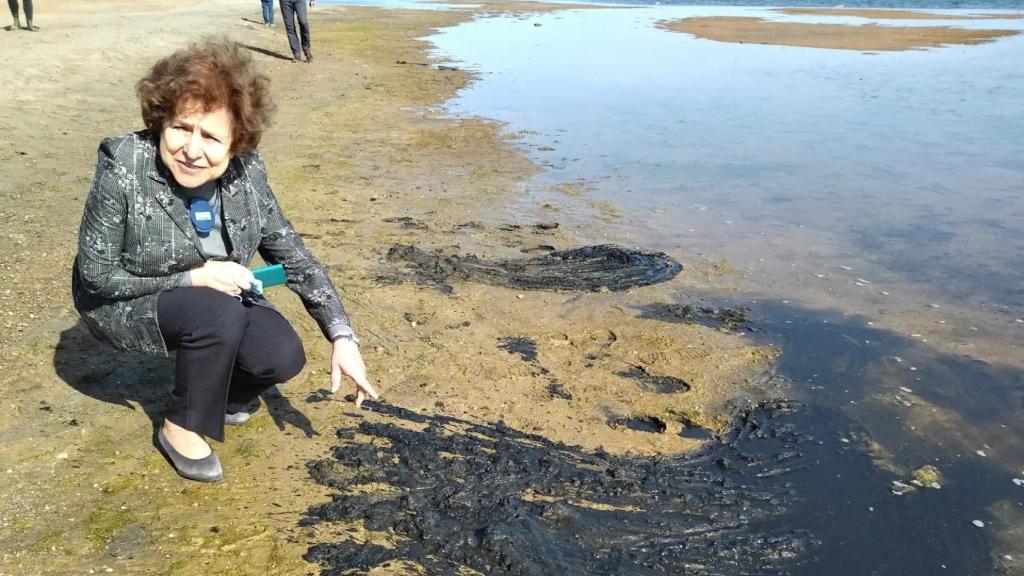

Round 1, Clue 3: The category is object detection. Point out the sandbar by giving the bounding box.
[659,15,1020,51]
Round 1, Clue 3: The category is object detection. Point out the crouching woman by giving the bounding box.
[72,38,377,483]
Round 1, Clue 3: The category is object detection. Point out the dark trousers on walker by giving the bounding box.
[157,287,306,442]
[8,0,33,24]
[279,0,310,59]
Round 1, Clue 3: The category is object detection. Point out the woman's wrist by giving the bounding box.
[332,333,360,346]
[188,266,204,288]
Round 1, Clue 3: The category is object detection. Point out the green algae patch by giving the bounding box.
[913,465,943,488]
[84,507,139,551]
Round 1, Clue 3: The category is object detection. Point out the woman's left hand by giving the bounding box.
[330,339,379,408]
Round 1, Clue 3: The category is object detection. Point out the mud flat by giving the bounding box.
[0,1,781,574]
[659,15,1020,51]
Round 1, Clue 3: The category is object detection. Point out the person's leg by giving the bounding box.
[261,0,272,25]
[225,305,306,413]
[294,0,311,61]
[279,0,301,60]
[22,0,31,30]
[7,0,20,30]
[158,288,250,456]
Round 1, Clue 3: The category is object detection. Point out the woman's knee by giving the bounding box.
[274,334,306,382]
[252,336,305,384]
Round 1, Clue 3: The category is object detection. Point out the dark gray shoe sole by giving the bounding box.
[157,428,223,483]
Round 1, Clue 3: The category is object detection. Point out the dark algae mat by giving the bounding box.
[303,393,999,575]
[381,244,683,294]
[303,400,820,575]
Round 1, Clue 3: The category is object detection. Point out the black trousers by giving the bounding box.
[157,287,306,441]
[279,0,310,58]
[8,0,32,23]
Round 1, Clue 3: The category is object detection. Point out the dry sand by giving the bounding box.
[0,1,780,573]
[660,15,1020,51]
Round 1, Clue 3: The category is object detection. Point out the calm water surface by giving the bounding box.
[430,7,1024,319]
[427,8,1024,574]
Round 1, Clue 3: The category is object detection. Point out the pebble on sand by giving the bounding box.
[976,450,987,457]
[1012,478,1023,487]
[972,520,985,528]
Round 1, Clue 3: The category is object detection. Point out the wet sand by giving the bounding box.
[777,7,1024,20]
[0,1,779,573]
[660,15,1020,51]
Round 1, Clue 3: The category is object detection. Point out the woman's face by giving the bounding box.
[159,103,233,188]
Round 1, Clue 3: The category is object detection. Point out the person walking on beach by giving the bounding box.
[260,0,275,26]
[279,0,312,63]
[72,38,378,483]
[6,0,35,31]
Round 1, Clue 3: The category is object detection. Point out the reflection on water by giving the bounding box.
[425,7,1024,573]
[431,8,1024,319]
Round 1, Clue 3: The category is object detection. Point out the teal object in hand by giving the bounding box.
[252,264,287,288]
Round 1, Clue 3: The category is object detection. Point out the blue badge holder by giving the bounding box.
[188,198,215,236]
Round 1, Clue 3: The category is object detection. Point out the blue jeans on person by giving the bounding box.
[279,0,310,60]
[261,0,274,24]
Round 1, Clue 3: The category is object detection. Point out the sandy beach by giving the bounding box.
[0,1,781,573]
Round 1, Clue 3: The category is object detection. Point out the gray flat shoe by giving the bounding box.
[224,410,251,426]
[157,427,223,483]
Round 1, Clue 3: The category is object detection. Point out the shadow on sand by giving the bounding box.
[53,322,319,440]
[240,42,293,62]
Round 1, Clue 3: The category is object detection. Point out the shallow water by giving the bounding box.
[427,7,1024,358]
[422,7,1023,573]
[429,7,1024,321]
[430,4,1015,565]
[312,3,1024,573]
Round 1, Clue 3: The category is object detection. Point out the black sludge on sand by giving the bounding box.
[616,364,691,393]
[639,302,752,331]
[303,401,822,576]
[383,244,683,293]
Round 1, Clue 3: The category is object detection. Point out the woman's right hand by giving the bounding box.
[188,261,256,296]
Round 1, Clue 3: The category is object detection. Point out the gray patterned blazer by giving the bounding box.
[72,131,352,356]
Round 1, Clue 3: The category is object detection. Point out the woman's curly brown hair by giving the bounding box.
[136,37,275,155]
